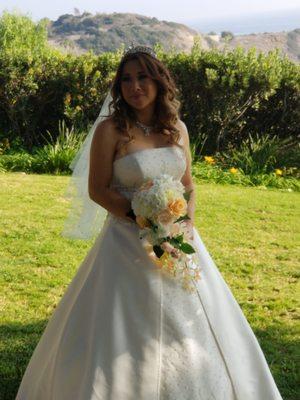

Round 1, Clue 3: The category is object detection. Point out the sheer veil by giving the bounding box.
[61,45,158,240]
[61,90,114,240]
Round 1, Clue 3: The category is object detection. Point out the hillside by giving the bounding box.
[47,12,197,54]
[206,29,300,63]
[46,12,300,62]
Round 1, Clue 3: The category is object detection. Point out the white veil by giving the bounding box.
[61,45,159,240]
[61,89,114,240]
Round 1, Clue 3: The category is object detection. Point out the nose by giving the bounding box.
[131,78,142,92]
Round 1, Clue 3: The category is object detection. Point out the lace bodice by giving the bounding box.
[109,146,187,200]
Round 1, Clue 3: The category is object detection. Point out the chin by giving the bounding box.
[130,101,150,111]
[131,98,156,111]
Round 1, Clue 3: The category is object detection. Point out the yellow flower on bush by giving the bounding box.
[204,156,215,164]
[168,198,187,217]
[229,167,238,174]
[275,169,283,176]
[65,93,71,104]
[75,105,82,111]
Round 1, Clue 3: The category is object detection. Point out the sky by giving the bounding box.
[1,0,300,23]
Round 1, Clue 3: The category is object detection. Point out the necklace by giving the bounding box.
[135,120,155,136]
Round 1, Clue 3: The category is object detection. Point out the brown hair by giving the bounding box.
[108,51,182,149]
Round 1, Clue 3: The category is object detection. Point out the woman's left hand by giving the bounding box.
[182,219,194,240]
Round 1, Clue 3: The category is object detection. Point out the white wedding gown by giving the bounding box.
[16,146,283,400]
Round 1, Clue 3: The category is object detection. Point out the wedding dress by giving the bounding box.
[16,145,283,400]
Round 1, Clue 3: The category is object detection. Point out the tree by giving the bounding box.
[0,11,60,148]
[221,31,234,41]
[0,11,50,58]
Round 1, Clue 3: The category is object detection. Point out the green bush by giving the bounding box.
[0,120,86,174]
[164,42,300,154]
[220,133,299,175]
[0,12,299,158]
[31,120,86,174]
[1,130,298,190]
[0,152,35,172]
[192,160,299,191]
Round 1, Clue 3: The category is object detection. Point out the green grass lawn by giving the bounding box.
[0,172,299,400]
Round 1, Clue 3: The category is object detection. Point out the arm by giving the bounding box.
[178,120,196,227]
[88,119,133,222]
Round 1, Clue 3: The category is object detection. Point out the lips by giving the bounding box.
[131,94,144,100]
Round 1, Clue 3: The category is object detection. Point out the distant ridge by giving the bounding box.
[47,12,197,54]
[204,29,300,63]
[45,12,299,62]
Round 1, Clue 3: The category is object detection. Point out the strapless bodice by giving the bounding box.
[109,146,187,200]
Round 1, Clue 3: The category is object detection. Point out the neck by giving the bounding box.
[134,105,156,126]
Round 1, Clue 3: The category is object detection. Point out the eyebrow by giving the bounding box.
[122,71,146,76]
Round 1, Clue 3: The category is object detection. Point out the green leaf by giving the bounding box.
[169,238,181,248]
[180,242,196,254]
[171,233,184,244]
[175,214,191,223]
[151,223,158,232]
[183,189,193,202]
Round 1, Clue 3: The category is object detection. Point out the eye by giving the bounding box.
[121,76,130,82]
[138,74,147,80]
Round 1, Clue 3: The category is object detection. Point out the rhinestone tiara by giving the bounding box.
[122,44,157,59]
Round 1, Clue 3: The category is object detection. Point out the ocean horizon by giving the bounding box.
[184,8,300,35]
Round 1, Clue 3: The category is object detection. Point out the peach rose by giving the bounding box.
[168,198,187,217]
[136,215,151,229]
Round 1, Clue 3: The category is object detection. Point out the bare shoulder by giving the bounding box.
[176,118,188,131]
[93,116,119,144]
[89,116,120,172]
[175,119,189,145]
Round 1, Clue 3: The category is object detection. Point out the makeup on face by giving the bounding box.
[120,60,158,110]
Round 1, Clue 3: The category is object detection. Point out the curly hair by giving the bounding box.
[108,51,183,150]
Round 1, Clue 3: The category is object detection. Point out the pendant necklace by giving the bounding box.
[135,120,155,136]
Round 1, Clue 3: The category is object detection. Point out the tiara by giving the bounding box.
[122,44,157,59]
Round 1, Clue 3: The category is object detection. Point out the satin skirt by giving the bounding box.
[16,214,283,399]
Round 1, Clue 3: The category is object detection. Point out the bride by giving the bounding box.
[16,45,283,399]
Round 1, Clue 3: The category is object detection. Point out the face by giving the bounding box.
[120,59,158,111]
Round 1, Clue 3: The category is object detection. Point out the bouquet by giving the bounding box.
[131,174,202,292]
